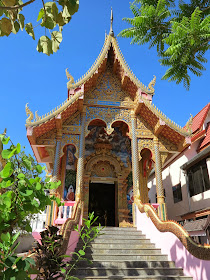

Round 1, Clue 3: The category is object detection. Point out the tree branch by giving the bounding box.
[0,0,35,10]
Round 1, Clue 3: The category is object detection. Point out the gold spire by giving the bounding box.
[110,7,114,36]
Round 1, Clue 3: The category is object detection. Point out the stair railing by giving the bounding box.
[135,197,210,260]
[59,199,83,254]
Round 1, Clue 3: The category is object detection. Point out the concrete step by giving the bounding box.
[77,243,156,250]
[73,267,184,277]
[76,260,177,269]
[98,231,142,236]
[81,239,152,244]
[85,254,169,262]
[93,234,147,240]
[79,248,162,255]
[73,276,193,280]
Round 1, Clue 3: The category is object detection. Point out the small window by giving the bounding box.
[172,183,182,203]
[187,158,210,197]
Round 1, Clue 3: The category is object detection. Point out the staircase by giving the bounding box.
[73,227,193,280]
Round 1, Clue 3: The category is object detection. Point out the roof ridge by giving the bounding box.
[142,98,191,137]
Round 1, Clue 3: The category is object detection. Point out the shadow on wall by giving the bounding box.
[170,237,209,280]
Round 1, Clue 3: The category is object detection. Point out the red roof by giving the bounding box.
[191,103,210,134]
[199,122,210,150]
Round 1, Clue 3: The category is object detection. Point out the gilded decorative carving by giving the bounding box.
[36,128,57,145]
[25,103,34,123]
[86,107,131,133]
[63,112,81,126]
[92,161,115,178]
[148,75,156,93]
[158,135,178,152]
[85,147,131,179]
[138,139,155,162]
[60,134,79,158]
[85,65,133,103]
[62,126,81,135]
[46,147,55,164]
[66,68,75,89]
[161,152,169,166]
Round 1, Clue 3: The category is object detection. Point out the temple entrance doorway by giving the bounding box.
[88,182,116,226]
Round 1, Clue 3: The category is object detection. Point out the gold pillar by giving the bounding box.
[131,111,140,198]
[83,173,90,220]
[139,160,149,204]
[118,176,130,226]
[76,107,86,201]
[47,133,62,226]
[153,136,167,220]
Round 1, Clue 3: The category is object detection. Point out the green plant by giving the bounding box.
[34,226,65,280]
[0,232,36,279]
[0,133,61,234]
[0,0,79,55]
[119,0,210,89]
[0,132,61,278]
[34,212,102,280]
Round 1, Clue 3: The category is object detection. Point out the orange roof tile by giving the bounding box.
[199,122,210,150]
[191,103,210,134]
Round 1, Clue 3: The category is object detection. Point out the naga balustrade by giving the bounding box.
[54,201,76,225]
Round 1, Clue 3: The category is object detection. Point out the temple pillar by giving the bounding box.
[131,111,140,199]
[118,176,130,226]
[139,160,149,204]
[47,134,62,226]
[75,107,86,201]
[83,173,90,220]
[153,136,167,220]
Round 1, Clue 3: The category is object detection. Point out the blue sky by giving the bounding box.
[0,0,209,155]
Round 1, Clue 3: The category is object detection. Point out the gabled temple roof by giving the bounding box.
[25,32,191,147]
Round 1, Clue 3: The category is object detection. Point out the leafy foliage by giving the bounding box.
[0,133,62,278]
[0,0,79,55]
[119,0,210,89]
[34,212,102,280]
[0,231,36,279]
[0,133,61,234]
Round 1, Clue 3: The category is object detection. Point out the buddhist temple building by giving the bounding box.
[26,17,192,228]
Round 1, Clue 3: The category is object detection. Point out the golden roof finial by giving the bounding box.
[66,68,75,89]
[110,7,114,36]
[148,75,156,94]
[25,103,34,123]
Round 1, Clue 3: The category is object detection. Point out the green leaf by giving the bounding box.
[12,21,20,34]
[18,14,25,31]
[37,35,53,56]
[0,162,13,178]
[35,165,42,173]
[61,268,66,274]
[37,8,45,22]
[17,173,25,179]
[16,143,21,153]
[66,0,79,15]
[1,136,10,145]
[0,18,12,35]
[25,224,32,232]
[22,157,32,170]
[4,196,11,207]
[25,23,35,40]
[1,232,10,242]
[51,31,62,52]
[56,13,65,26]
[12,232,20,243]
[36,182,41,190]
[19,189,33,196]
[2,148,15,159]
[78,249,85,256]
[41,16,55,29]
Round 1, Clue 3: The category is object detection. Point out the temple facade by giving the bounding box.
[26,30,192,228]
